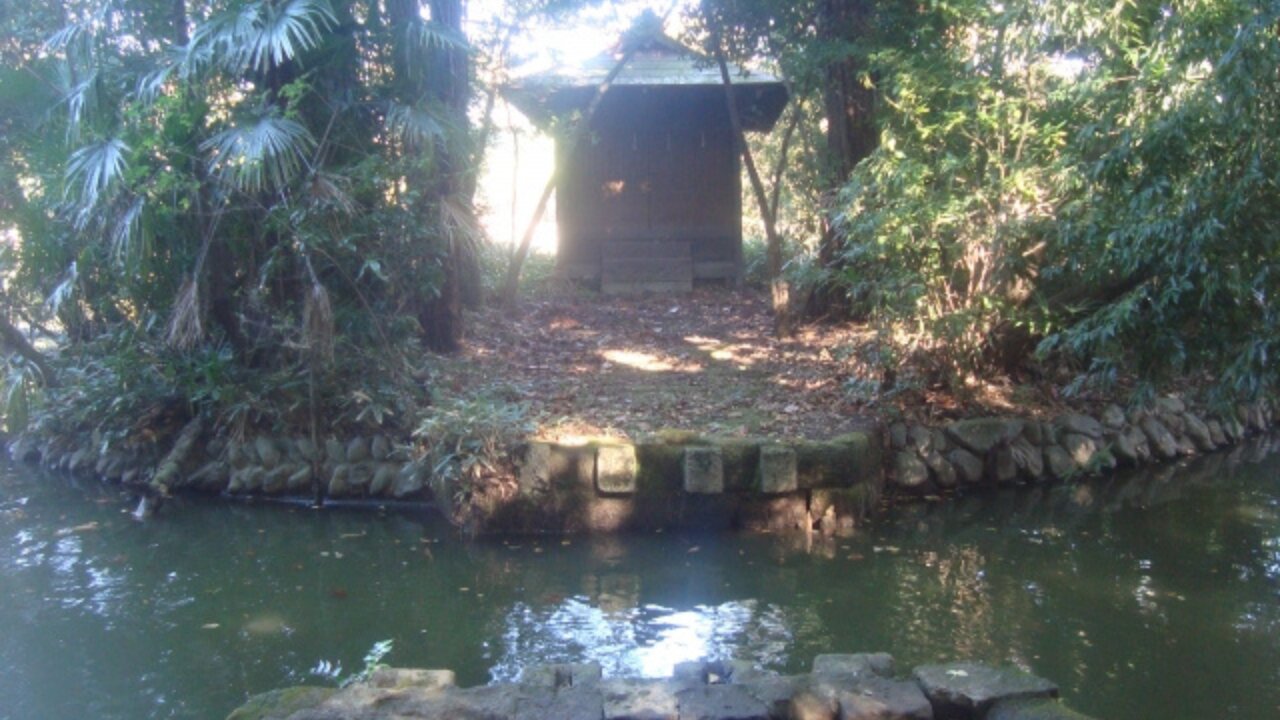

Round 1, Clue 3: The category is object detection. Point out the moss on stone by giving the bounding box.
[649,429,706,445]
[225,686,334,720]
[629,441,686,528]
[795,432,880,489]
[711,438,762,492]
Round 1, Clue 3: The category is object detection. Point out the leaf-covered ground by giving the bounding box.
[450,288,884,441]
[448,286,1078,442]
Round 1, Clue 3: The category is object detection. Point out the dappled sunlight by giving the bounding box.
[599,348,702,374]
[683,335,763,369]
[461,289,876,440]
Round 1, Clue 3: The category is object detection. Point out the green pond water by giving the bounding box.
[2,440,1279,720]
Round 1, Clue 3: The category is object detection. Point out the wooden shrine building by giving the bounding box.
[504,12,788,293]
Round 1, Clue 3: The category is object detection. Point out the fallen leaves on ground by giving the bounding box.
[451,288,877,441]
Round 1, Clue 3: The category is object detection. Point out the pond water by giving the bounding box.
[2,440,1279,720]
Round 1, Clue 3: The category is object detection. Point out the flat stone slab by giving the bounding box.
[840,676,933,720]
[602,678,680,720]
[913,662,1058,718]
[520,662,602,688]
[513,686,605,720]
[987,698,1098,720]
[790,675,932,720]
[676,684,770,720]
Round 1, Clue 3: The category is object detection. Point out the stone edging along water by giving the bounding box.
[227,653,1096,720]
[5,396,1275,533]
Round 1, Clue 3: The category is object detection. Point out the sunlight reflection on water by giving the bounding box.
[488,597,803,682]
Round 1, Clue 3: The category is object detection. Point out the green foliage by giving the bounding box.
[412,390,532,502]
[1042,0,1280,401]
[828,0,1075,382]
[0,0,484,448]
[339,639,394,688]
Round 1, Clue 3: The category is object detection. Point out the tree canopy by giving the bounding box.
[0,0,1276,451]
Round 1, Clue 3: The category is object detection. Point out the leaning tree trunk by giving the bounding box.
[714,43,792,336]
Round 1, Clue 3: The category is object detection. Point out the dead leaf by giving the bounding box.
[55,521,100,537]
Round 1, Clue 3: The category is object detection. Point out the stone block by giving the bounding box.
[1101,404,1127,430]
[894,451,931,491]
[1061,433,1099,469]
[991,445,1018,484]
[758,444,797,494]
[795,432,880,489]
[1140,417,1179,459]
[519,442,552,497]
[602,679,679,720]
[520,662,601,689]
[913,662,1058,719]
[512,686,603,720]
[907,425,934,453]
[837,676,932,720]
[924,449,958,488]
[739,675,802,718]
[1056,413,1103,440]
[1181,412,1215,452]
[1043,446,1076,480]
[684,446,725,494]
[947,448,985,485]
[596,444,638,494]
[945,418,1025,455]
[676,685,769,720]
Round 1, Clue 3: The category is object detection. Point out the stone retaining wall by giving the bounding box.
[884,397,1274,496]
[6,396,1276,535]
[227,653,1096,720]
[469,431,882,533]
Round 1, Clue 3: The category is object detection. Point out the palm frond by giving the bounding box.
[46,262,79,315]
[110,194,146,265]
[404,18,471,54]
[247,0,337,72]
[43,22,93,62]
[196,0,337,74]
[61,67,101,140]
[65,138,129,207]
[191,3,258,67]
[385,102,443,150]
[135,63,175,107]
[201,113,316,193]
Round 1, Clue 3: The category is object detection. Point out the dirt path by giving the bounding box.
[451,288,880,441]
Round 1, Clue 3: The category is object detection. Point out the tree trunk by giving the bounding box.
[808,0,878,319]
[0,313,58,387]
[714,45,791,336]
[389,0,473,351]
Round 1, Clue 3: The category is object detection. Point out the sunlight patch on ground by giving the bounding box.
[683,335,761,369]
[599,348,702,373]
